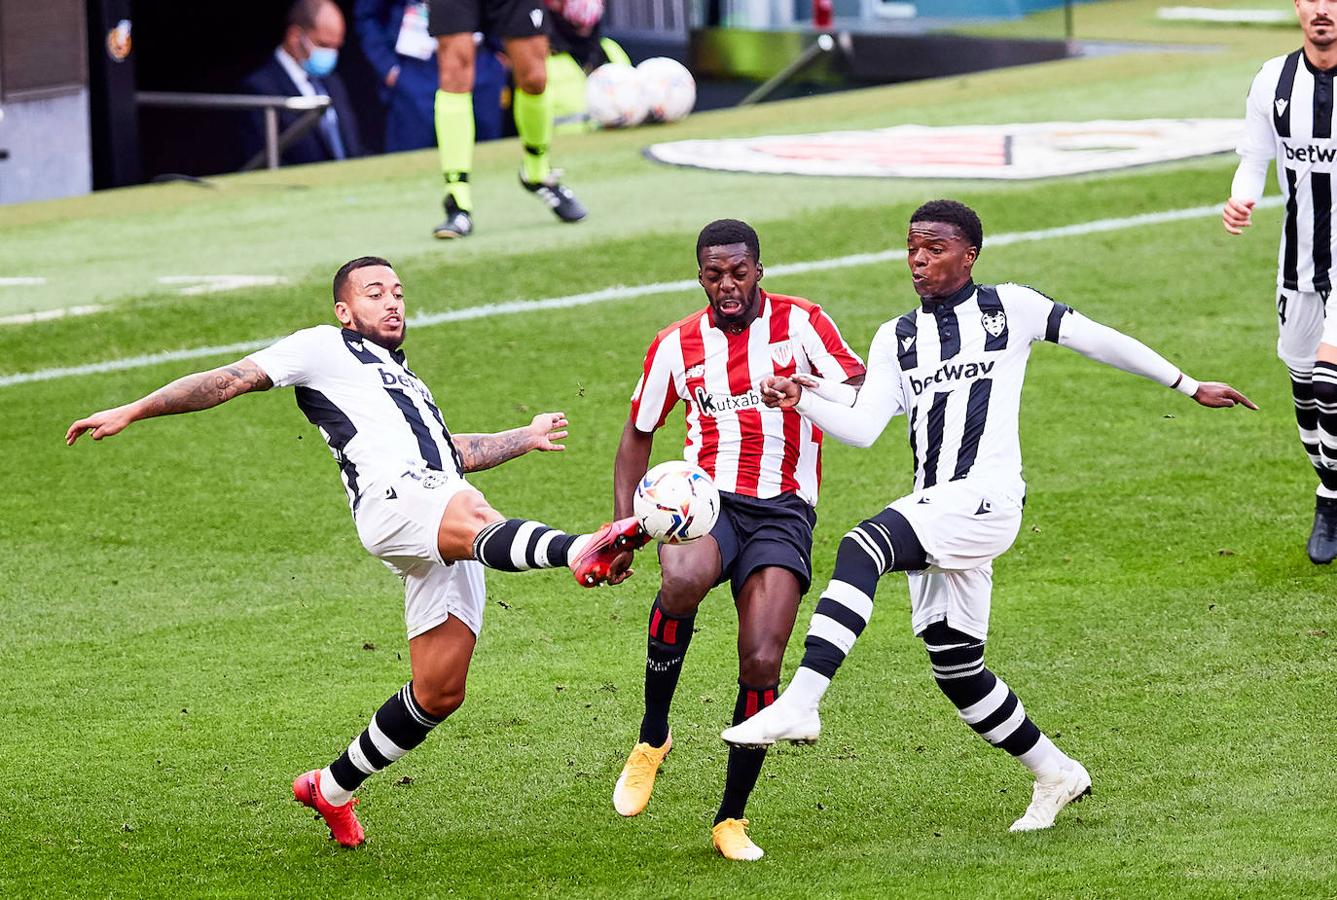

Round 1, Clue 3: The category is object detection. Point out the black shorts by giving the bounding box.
[702,491,817,597]
[428,0,547,39]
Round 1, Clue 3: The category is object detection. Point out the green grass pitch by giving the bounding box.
[2,3,1333,896]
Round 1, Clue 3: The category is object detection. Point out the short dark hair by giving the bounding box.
[910,199,984,251]
[288,0,327,29]
[333,256,393,303]
[696,219,760,265]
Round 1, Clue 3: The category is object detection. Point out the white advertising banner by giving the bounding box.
[644,119,1245,180]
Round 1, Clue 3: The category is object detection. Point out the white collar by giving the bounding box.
[275,46,317,96]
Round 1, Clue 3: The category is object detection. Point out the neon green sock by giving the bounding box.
[514,88,553,184]
[434,89,474,211]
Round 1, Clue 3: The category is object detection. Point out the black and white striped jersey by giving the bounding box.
[249,325,464,511]
[1234,49,1337,293]
[794,281,1197,501]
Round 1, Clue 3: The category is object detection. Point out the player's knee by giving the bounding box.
[921,621,990,708]
[738,645,785,685]
[515,65,546,95]
[416,681,466,719]
[658,571,708,613]
[437,51,475,93]
[1312,372,1337,406]
[454,492,498,532]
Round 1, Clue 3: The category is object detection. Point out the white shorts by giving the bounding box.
[888,479,1023,641]
[355,467,487,639]
[1276,288,1337,372]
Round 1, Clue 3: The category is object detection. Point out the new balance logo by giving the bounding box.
[1276,98,1289,117]
[901,335,916,352]
[385,486,398,500]
[974,499,992,515]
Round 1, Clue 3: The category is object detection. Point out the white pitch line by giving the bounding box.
[0,197,1285,390]
[157,275,289,296]
[0,304,106,326]
[0,277,47,286]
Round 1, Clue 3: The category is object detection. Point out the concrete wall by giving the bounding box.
[0,91,93,205]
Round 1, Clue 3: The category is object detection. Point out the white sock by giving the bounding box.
[318,767,354,806]
[1318,485,1337,500]
[1016,733,1070,779]
[566,533,592,560]
[784,666,832,709]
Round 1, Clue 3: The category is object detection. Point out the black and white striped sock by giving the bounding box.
[1310,362,1337,498]
[922,622,1067,778]
[320,681,443,806]
[786,508,928,707]
[472,518,581,571]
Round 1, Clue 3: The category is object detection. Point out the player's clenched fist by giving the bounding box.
[759,375,802,408]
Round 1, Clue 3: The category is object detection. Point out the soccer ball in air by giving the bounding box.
[585,63,649,128]
[634,461,720,544]
[637,57,696,123]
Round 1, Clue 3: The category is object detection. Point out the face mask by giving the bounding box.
[301,36,339,78]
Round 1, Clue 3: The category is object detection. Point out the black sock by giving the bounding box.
[328,681,443,794]
[715,681,777,824]
[472,518,579,571]
[639,595,694,746]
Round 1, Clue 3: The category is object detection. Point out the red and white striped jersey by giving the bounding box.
[629,291,865,506]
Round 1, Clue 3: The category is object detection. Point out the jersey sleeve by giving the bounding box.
[1055,309,1196,394]
[800,305,866,380]
[247,327,325,388]
[628,331,681,433]
[999,283,1072,344]
[1232,63,1277,202]
[794,321,904,448]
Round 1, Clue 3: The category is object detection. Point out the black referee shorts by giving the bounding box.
[428,0,547,39]
[702,490,817,597]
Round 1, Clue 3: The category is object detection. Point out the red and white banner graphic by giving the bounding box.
[645,119,1244,179]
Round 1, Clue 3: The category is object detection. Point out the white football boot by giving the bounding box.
[720,692,821,748]
[1009,760,1092,832]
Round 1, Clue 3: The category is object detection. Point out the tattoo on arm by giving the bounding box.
[138,358,273,418]
[452,427,533,473]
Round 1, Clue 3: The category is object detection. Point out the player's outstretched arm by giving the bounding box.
[764,324,904,448]
[65,357,273,445]
[452,412,568,472]
[1192,382,1258,410]
[1055,312,1257,411]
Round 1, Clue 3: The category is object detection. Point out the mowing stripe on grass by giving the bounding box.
[0,196,1284,390]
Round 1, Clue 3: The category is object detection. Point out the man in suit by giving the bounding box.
[239,0,365,167]
[353,1,508,151]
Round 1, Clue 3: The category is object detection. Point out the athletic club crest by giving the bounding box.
[981,310,1007,337]
[769,340,794,367]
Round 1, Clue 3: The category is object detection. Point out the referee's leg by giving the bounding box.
[506,34,551,184]
[434,32,477,220]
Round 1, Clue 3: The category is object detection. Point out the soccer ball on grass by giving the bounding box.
[585,63,649,128]
[634,461,720,544]
[637,57,696,123]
